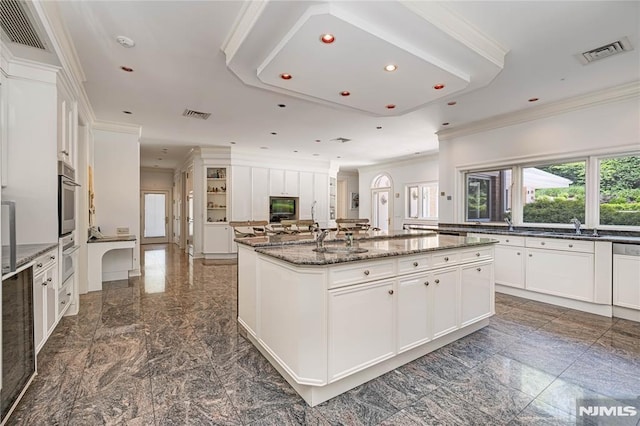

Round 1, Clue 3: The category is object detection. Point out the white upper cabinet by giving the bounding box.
[270,169,299,196]
[231,165,251,221]
[57,83,77,168]
[313,173,329,226]
[252,167,269,221]
[298,172,314,219]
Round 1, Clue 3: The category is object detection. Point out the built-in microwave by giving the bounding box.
[58,162,80,236]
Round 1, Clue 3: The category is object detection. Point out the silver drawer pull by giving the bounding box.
[444,257,449,261]
[50,255,56,260]
[388,290,394,295]
[37,263,43,268]
[435,279,440,284]
[529,254,533,257]
[67,292,71,296]
[541,242,545,246]
[477,267,482,272]
[413,261,419,267]
[568,244,573,248]
[46,277,52,282]
[517,252,521,255]
[476,252,480,257]
[505,239,510,243]
[61,301,66,305]
[363,270,370,276]
[424,281,429,286]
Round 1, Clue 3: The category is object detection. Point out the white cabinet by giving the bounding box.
[397,275,430,352]
[526,248,594,302]
[269,169,299,196]
[613,254,640,310]
[460,262,493,327]
[252,167,269,221]
[57,85,77,167]
[494,245,525,288]
[203,224,230,253]
[431,268,459,339]
[231,165,251,221]
[314,173,329,227]
[205,167,228,223]
[32,249,58,354]
[328,279,395,382]
[298,171,314,219]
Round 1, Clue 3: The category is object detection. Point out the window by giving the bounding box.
[522,161,585,224]
[465,169,511,222]
[406,182,438,220]
[599,155,640,227]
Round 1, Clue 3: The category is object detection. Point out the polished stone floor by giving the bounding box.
[7,243,640,425]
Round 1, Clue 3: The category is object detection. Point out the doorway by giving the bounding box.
[141,190,169,244]
[371,174,392,231]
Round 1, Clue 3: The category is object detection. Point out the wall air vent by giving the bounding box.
[182,109,211,120]
[579,37,633,64]
[0,0,46,49]
[331,137,351,143]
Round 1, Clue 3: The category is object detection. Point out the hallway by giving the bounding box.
[7,244,640,425]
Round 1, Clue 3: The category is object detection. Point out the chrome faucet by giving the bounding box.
[316,229,330,249]
[570,218,582,235]
[504,217,514,232]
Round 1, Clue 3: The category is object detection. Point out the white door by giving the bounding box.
[141,191,169,244]
[372,188,391,231]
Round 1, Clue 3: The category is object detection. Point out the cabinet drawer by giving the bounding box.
[431,251,459,268]
[33,249,57,275]
[526,237,593,253]
[460,246,493,262]
[492,235,525,246]
[398,254,431,274]
[58,278,73,313]
[329,259,396,289]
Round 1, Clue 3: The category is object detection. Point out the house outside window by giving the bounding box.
[465,169,511,222]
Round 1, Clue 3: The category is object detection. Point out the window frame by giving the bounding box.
[405,181,438,221]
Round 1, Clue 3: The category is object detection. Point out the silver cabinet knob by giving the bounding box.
[541,242,545,246]
[529,254,533,257]
[46,277,52,282]
[506,239,510,243]
[61,301,66,305]
[37,263,43,268]
[413,261,419,267]
[424,281,429,286]
[388,289,394,295]
[50,255,56,260]
[67,293,71,296]
[568,244,573,248]
[435,279,440,284]
[444,257,449,262]
[476,252,481,257]
[477,267,482,272]
[363,270,370,276]
[517,252,521,255]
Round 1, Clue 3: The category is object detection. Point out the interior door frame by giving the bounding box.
[140,189,170,244]
[371,187,393,231]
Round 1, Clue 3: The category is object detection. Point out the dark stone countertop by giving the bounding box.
[254,234,497,266]
[87,235,137,243]
[2,242,59,277]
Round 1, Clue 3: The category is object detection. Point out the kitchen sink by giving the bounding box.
[313,247,369,254]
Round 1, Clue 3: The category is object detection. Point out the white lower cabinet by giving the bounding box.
[460,261,493,327]
[526,248,594,301]
[203,224,230,254]
[397,275,430,352]
[494,245,525,288]
[431,269,460,338]
[328,279,395,382]
[613,254,640,310]
[32,249,58,353]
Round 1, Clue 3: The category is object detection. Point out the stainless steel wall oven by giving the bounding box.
[58,162,79,236]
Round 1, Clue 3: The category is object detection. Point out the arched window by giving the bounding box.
[372,174,391,188]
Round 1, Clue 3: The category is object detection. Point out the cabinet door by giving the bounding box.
[284,170,299,196]
[431,269,459,339]
[328,280,395,382]
[397,275,430,353]
[203,225,230,253]
[252,167,269,221]
[526,248,594,301]
[269,169,285,196]
[613,254,640,309]
[231,166,251,221]
[298,172,314,219]
[460,262,493,327]
[33,273,45,353]
[45,269,57,336]
[494,245,525,288]
[313,173,329,227]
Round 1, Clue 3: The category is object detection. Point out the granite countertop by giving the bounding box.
[254,234,497,266]
[87,235,137,243]
[236,229,437,247]
[2,242,59,276]
[437,225,640,244]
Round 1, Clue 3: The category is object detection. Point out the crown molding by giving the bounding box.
[221,0,269,65]
[358,151,439,173]
[438,81,640,141]
[92,120,141,136]
[140,166,174,174]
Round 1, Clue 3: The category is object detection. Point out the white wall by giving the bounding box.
[93,129,140,277]
[358,155,439,230]
[438,97,640,224]
[337,170,359,219]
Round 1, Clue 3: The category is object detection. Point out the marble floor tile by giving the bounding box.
[438,338,494,368]
[498,336,584,376]
[402,387,500,426]
[147,340,211,378]
[487,316,540,337]
[411,349,472,382]
[475,354,556,398]
[592,328,640,366]
[499,306,556,329]
[519,300,569,317]
[495,293,530,308]
[510,399,577,426]
[250,403,330,426]
[377,411,420,426]
[454,325,518,354]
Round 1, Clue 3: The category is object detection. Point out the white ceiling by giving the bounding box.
[51,0,639,170]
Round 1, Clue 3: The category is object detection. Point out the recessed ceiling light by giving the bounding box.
[528,97,539,102]
[116,35,135,48]
[442,122,450,126]
[278,104,286,108]
[386,104,396,109]
[312,154,319,156]
[337,156,341,159]
[447,101,457,106]
[315,139,321,143]
[376,126,382,129]
[280,73,292,80]
[122,111,132,114]
[230,141,236,145]
[293,150,298,153]
[320,34,335,44]
[120,66,134,72]
[260,146,269,149]
[415,152,420,155]
[340,91,350,97]
[384,64,397,72]
[153,165,159,168]
[433,83,445,90]
[271,132,277,135]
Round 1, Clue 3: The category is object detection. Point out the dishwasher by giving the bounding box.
[612,243,640,320]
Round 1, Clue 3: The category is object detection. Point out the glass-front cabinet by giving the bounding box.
[206,167,227,223]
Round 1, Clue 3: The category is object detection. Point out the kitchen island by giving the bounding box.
[236,232,497,406]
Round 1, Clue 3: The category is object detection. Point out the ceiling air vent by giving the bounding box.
[331,137,351,143]
[0,0,46,49]
[182,109,211,120]
[579,37,633,64]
